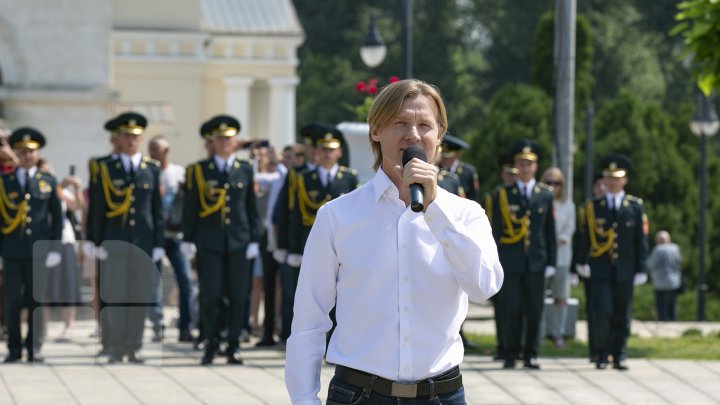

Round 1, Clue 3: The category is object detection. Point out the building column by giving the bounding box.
[223,76,254,132]
[268,76,300,148]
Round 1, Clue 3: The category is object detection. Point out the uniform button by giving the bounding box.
[25,229,32,235]
[224,218,231,225]
[527,219,532,225]
[131,196,136,202]
[224,183,230,190]
[225,196,231,202]
[25,193,31,200]
[224,207,231,213]
[612,253,619,259]
[26,206,31,212]
[129,219,136,226]
[613,243,618,248]
[613,223,618,228]
[26,217,32,223]
[130,208,136,214]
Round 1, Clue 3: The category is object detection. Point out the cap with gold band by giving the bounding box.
[201,115,241,139]
[510,139,540,162]
[9,127,46,150]
[314,129,343,149]
[105,112,147,136]
[441,134,469,158]
[300,122,331,146]
[498,151,519,175]
[600,153,632,178]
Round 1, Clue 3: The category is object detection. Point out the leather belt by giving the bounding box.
[334,365,463,399]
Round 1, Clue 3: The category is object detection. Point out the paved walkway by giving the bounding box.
[0,303,719,404]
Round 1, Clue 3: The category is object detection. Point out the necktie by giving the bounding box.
[326,172,333,188]
[23,171,31,194]
[128,162,135,179]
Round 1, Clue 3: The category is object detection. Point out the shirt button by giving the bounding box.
[129,219,136,226]
[404,306,409,312]
[404,336,410,342]
[403,276,409,282]
[130,208,136,214]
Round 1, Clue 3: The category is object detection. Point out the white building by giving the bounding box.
[0,0,304,180]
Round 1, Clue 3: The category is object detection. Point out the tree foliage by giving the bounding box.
[672,0,720,95]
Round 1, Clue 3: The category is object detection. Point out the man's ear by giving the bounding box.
[370,128,380,142]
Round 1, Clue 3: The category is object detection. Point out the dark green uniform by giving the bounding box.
[86,152,116,354]
[183,156,260,362]
[92,155,164,360]
[452,161,479,201]
[492,181,556,364]
[436,169,464,197]
[574,194,648,366]
[0,162,62,361]
[288,165,359,255]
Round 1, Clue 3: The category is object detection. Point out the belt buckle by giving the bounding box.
[390,382,418,398]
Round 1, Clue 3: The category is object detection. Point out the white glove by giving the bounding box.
[152,247,166,263]
[569,273,579,286]
[95,246,109,261]
[575,264,591,278]
[82,241,96,259]
[180,242,197,258]
[287,253,302,267]
[633,273,648,286]
[544,265,556,278]
[45,252,62,268]
[246,242,260,260]
[272,249,287,264]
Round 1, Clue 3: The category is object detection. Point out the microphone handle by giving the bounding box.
[409,183,424,213]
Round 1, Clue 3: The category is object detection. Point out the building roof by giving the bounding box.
[201,0,303,36]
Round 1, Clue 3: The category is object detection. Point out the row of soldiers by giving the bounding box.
[480,139,649,371]
[0,112,648,370]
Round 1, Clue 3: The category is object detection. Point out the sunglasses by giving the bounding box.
[545,180,562,186]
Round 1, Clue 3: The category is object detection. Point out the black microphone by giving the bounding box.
[402,146,427,213]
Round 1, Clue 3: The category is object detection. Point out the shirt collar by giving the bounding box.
[317,164,339,178]
[17,166,37,179]
[213,154,236,171]
[121,153,142,170]
[516,178,536,192]
[372,167,398,202]
[606,191,625,205]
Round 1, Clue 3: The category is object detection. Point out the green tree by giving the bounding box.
[672,0,720,95]
[465,83,553,190]
[531,11,594,110]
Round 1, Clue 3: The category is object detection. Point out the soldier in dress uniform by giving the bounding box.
[574,154,648,370]
[85,121,122,357]
[91,112,165,364]
[437,168,464,197]
[272,123,320,345]
[439,134,480,201]
[483,151,518,361]
[182,115,260,365]
[491,139,556,369]
[1,128,63,363]
[285,127,358,343]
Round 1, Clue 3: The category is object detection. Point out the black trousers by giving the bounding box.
[259,231,279,341]
[4,258,45,356]
[501,269,545,361]
[99,245,159,357]
[197,249,250,349]
[588,278,633,362]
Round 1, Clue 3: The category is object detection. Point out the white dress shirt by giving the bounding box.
[16,166,37,190]
[119,153,142,174]
[516,178,536,200]
[285,168,504,405]
[606,191,625,212]
[213,154,236,173]
[317,164,339,188]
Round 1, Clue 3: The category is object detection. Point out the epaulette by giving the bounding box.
[625,195,643,205]
[538,182,552,191]
[38,170,56,179]
[142,156,161,167]
[339,166,358,176]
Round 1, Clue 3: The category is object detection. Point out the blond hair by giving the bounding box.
[367,79,448,171]
[541,166,567,201]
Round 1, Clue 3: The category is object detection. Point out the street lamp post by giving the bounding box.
[689,93,719,322]
[359,0,413,78]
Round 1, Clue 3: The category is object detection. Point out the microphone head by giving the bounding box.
[402,145,428,166]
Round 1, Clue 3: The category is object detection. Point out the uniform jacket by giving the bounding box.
[453,161,479,201]
[86,153,115,244]
[92,156,163,254]
[288,166,358,254]
[437,169,465,197]
[491,182,556,273]
[574,194,648,282]
[0,168,63,259]
[183,157,260,254]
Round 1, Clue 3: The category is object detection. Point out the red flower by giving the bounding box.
[367,78,379,86]
[356,82,366,92]
[389,76,400,83]
[368,85,378,94]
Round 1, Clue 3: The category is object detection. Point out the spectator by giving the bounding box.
[148,135,194,342]
[541,167,575,348]
[646,230,681,321]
